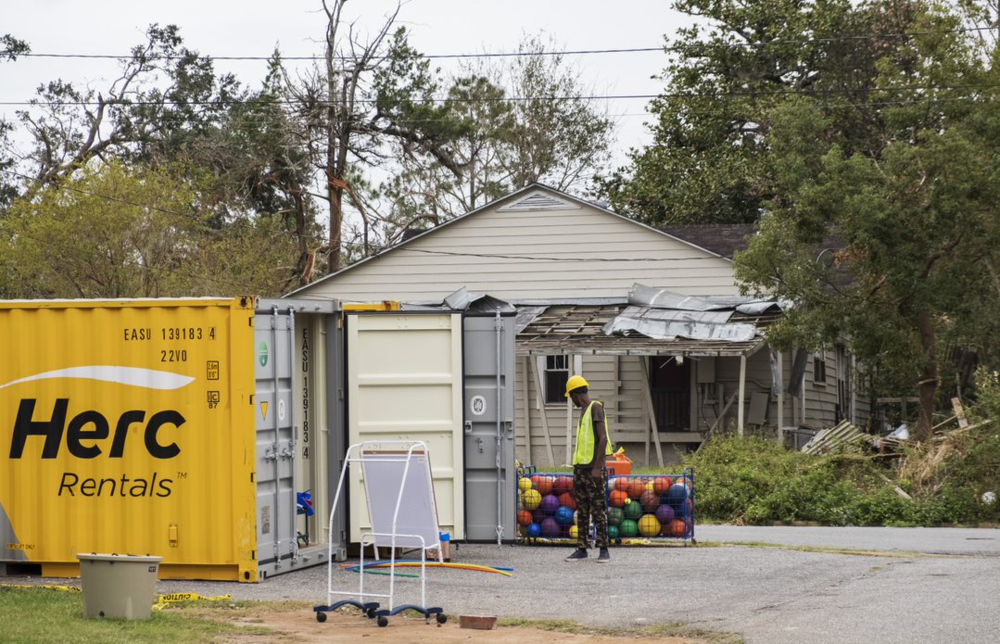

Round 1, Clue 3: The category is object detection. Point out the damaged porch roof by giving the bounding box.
[515,283,782,357]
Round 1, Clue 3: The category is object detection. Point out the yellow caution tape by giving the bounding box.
[153,592,232,610]
[0,583,81,593]
[0,584,230,610]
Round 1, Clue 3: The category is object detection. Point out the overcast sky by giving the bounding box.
[3,1,697,170]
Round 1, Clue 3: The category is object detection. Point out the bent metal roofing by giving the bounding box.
[516,304,780,357]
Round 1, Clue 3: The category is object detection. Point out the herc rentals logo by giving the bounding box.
[2,366,193,499]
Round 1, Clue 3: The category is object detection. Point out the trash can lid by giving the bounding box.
[76,553,163,564]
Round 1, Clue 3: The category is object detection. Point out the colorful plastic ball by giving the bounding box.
[569,525,579,539]
[624,500,643,520]
[540,494,560,514]
[655,504,675,524]
[555,506,575,526]
[559,492,576,511]
[610,490,629,507]
[653,476,673,494]
[666,483,689,505]
[607,506,625,526]
[628,478,647,499]
[675,498,694,518]
[541,517,561,537]
[518,510,532,526]
[668,519,686,537]
[519,478,533,492]
[638,514,662,537]
[640,490,660,513]
[619,519,639,538]
[535,476,555,496]
[607,477,618,491]
[522,489,542,510]
[553,476,573,495]
[608,524,620,539]
[527,523,541,538]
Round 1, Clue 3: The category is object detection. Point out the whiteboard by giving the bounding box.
[359,450,442,550]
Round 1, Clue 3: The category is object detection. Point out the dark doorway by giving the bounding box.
[649,357,691,432]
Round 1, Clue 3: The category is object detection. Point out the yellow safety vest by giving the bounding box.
[572,401,614,466]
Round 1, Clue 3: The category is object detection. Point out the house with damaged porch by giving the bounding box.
[288,184,870,465]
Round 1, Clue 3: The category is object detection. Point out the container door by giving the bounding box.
[346,313,465,541]
[255,309,297,568]
[463,314,517,542]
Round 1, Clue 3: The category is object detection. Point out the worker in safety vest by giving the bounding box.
[564,374,613,563]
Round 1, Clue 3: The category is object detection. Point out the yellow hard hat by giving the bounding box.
[565,374,589,397]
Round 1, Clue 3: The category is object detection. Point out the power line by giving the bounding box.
[3,82,997,109]
[12,25,995,63]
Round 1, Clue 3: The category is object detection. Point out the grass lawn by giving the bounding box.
[0,586,270,643]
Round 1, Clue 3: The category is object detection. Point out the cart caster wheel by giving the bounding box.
[377,616,389,627]
[436,613,447,624]
[316,612,327,623]
[366,608,377,619]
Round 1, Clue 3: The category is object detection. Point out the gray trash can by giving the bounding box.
[76,553,162,619]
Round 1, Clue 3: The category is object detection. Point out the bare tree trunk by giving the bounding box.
[323,0,345,274]
[915,310,938,441]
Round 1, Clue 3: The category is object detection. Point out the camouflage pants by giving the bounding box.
[573,467,609,548]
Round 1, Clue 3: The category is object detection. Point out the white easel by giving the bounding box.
[314,441,447,627]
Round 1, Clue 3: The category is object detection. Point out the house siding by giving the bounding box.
[295,195,739,302]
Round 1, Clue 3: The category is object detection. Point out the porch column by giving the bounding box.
[777,350,785,446]
[520,356,532,463]
[738,353,747,436]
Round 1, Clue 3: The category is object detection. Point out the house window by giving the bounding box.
[544,355,570,404]
[813,352,827,384]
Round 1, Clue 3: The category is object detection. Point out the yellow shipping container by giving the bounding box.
[0,297,336,582]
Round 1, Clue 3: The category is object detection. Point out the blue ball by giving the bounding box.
[527,522,541,538]
[555,505,575,526]
[675,499,693,518]
[666,483,689,505]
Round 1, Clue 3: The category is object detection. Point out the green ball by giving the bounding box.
[608,524,620,539]
[607,507,624,526]
[619,519,638,538]
[623,500,643,520]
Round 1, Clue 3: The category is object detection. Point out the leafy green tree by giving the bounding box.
[0,162,299,298]
[0,34,29,209]
[378,33,615,236]
[734,5,1000,440]
[601,0,923,225]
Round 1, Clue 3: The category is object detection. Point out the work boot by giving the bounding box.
[564,548,588,562]
[597,547,611,563]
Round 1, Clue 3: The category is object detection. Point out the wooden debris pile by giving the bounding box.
[800,420,872,455]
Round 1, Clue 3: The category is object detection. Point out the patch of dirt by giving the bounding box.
[221,608,706,643]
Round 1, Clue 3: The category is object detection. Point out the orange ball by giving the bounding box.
[610,490,629,507]
[628,478,647,499]
[559,492,576,511]
[668,519,686,538]
[518,510,532,526]
[653,476,673,494]
[535,476,554,496]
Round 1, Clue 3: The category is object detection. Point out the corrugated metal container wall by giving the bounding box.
[0,298,258,581]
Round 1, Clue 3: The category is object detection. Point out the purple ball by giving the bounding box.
[540,517,561,537]
[540,494,560,514]
[655,504,675,524]
[532,508,546,524]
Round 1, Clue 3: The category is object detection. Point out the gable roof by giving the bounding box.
[286,183,735,297]
[658,225,756,260]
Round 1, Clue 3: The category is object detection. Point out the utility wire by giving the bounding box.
[3,82,999,108]
[13,25,996,62]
